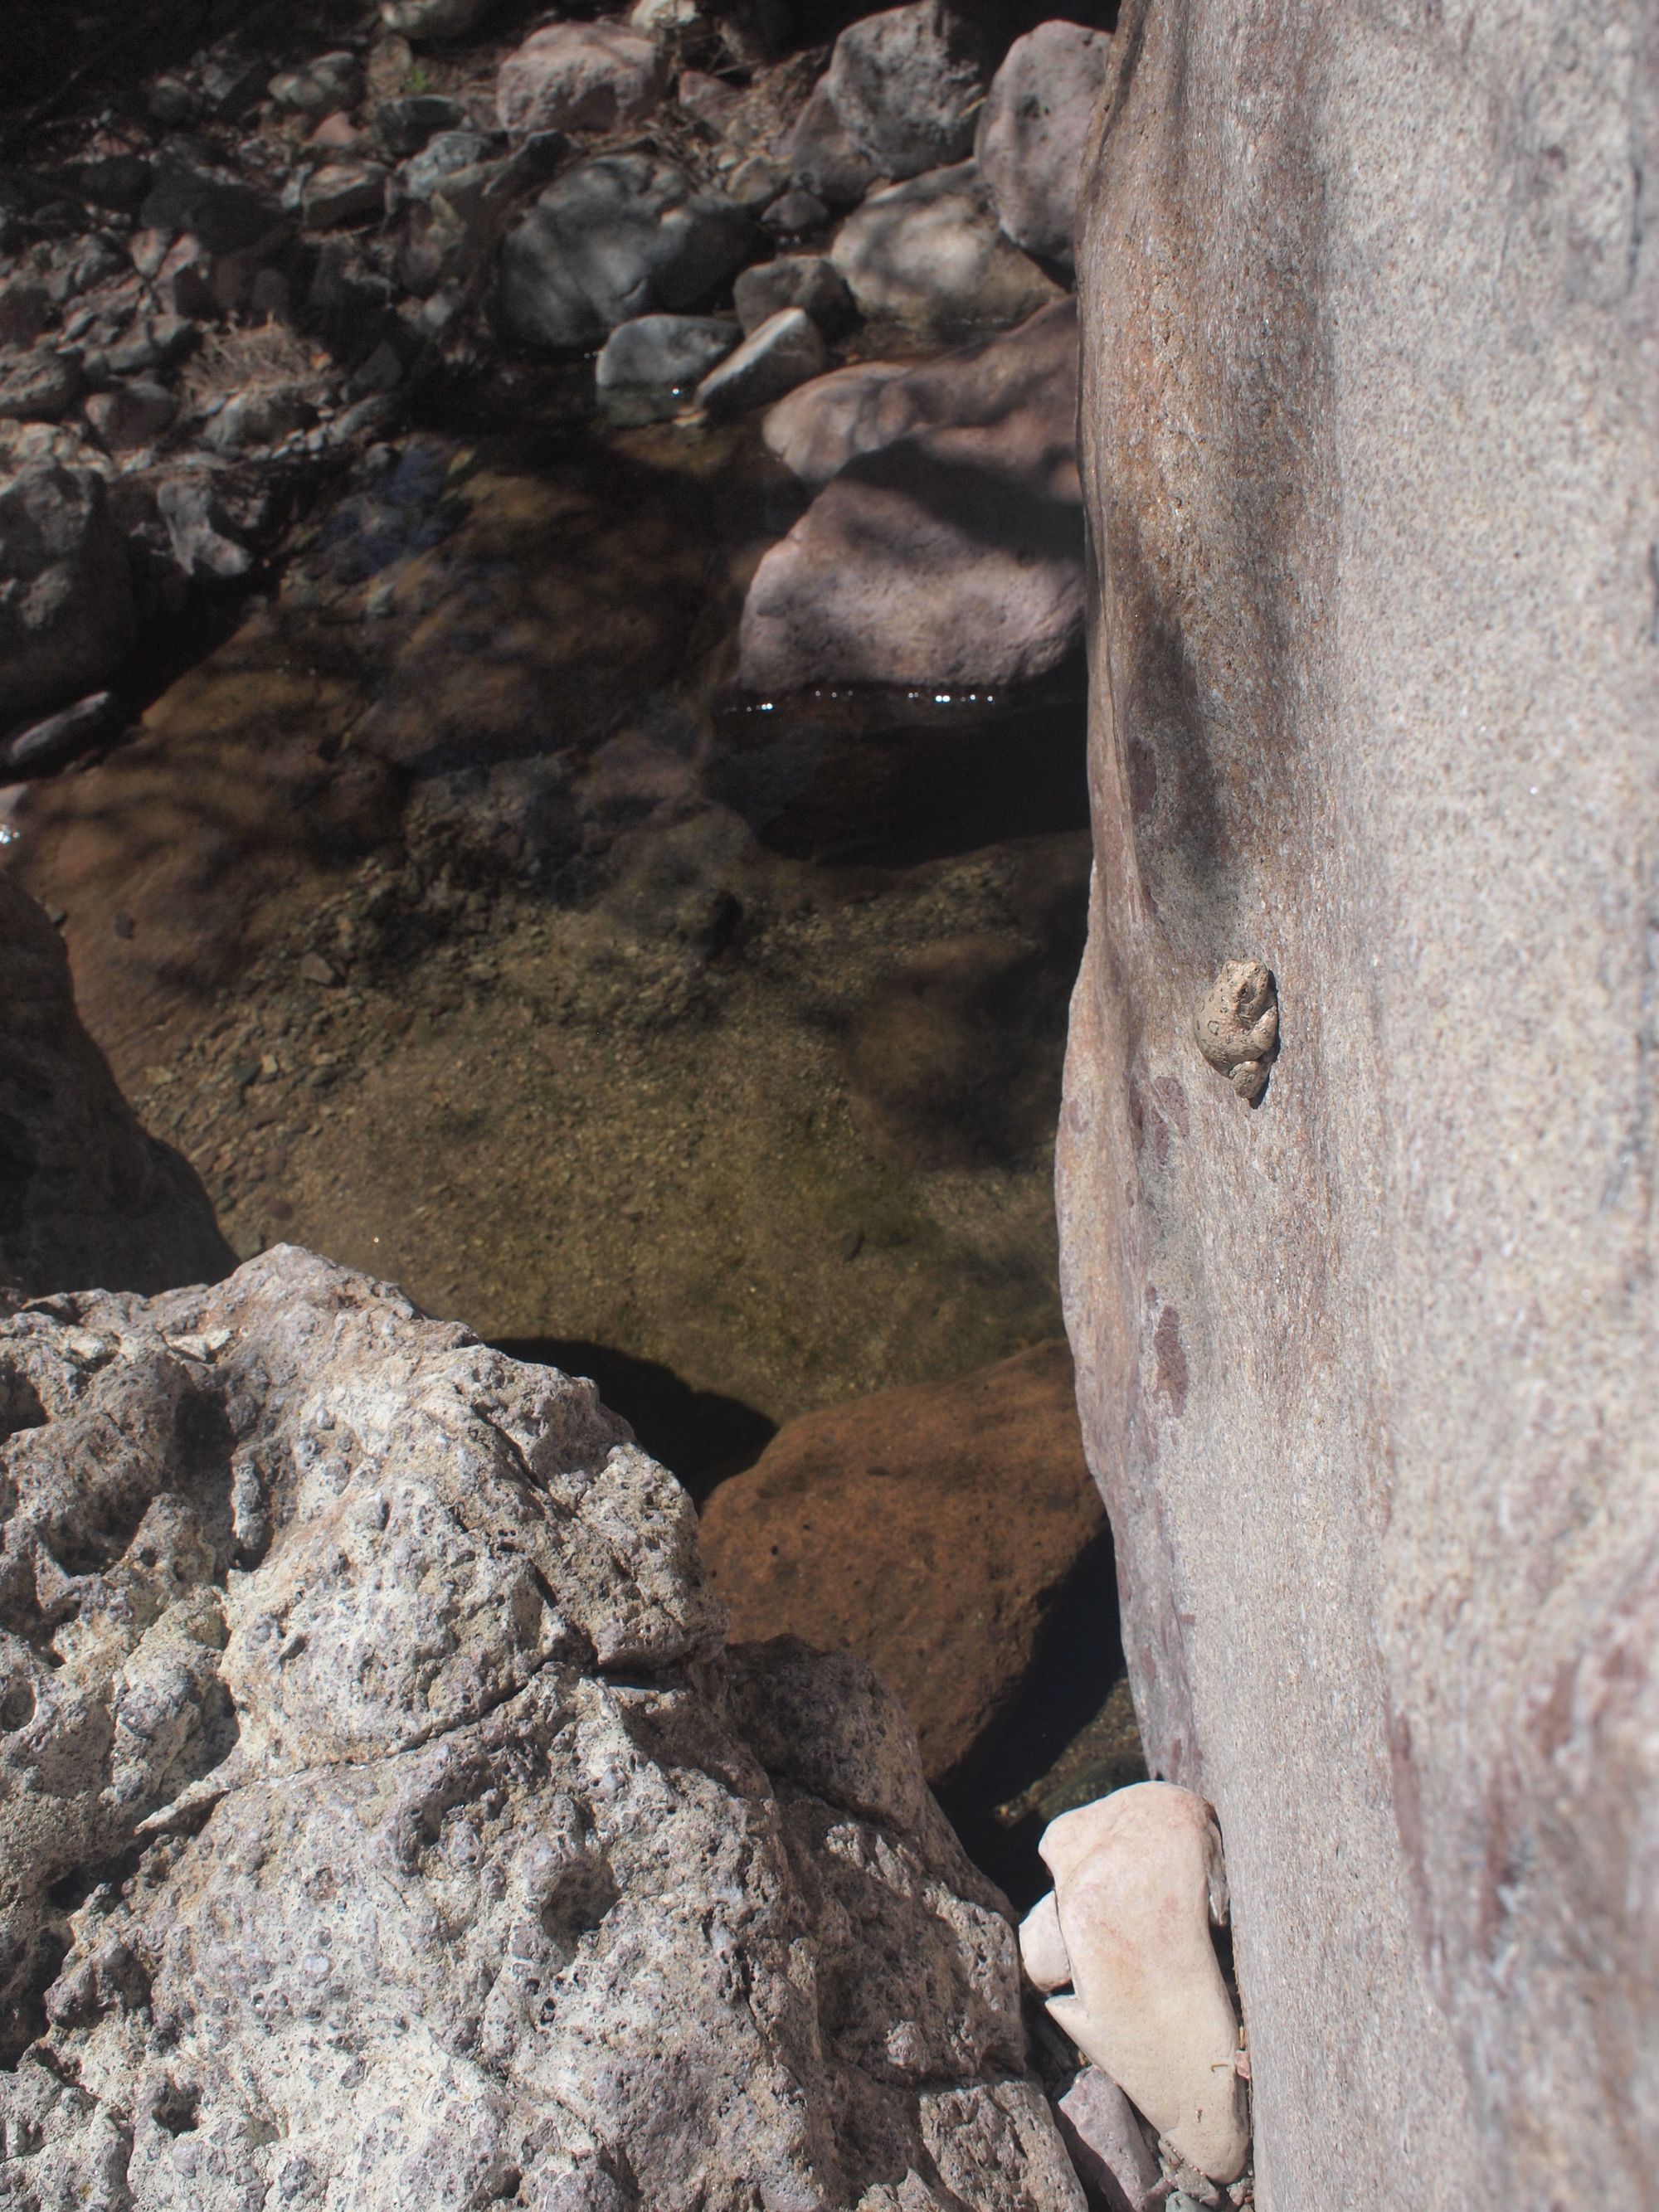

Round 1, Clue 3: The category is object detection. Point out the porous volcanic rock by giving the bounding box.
[0,1247,1086,2212]
[0,874,231,1301]
[1060,2,1659,2205]
[698,1340,1103,1782]
[0,463,135,732]
[738,302,1082,692]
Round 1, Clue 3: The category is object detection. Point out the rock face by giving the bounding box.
[0,464,135,733]
[976,22,1112,267]
[0,1247,1087,2212]
[740,300,1082,693]
[0,874,232,1300]
[698,1341,1103,1783]
[830,163,1061,334]
[1060,5,1659,2207]
[498,156,752,350]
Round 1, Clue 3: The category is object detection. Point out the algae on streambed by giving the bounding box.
[12,399,1092,1487]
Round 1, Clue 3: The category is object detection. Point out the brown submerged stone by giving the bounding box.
[698,1338,1102,1782]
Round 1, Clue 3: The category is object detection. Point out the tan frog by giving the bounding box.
[1193,960,1278,1104]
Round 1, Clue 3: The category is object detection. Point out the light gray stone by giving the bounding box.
[786,82,880,207]
[1060,4,1659,2206]
[0,1247,1087,2212]
[830,161,1061,333]
[733,253,853,336]
[0,463,134,731]
[977,20,1112,266]
[498,155,752,351]
[696,305,825,419]
[495,22,667,139]
[596,314,740,421]
[0,875,232,1299]
[822,2,988,182]
[379,0,496,41]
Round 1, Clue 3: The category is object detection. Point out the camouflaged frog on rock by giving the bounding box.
[1194,960,1279,1104]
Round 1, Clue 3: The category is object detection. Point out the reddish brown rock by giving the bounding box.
[698,1339,1102,1782]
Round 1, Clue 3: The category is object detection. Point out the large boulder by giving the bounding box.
[698,1341,1104,1784]
[498,155,752,351]
[0,874,232,1300]
[0,464,135,733]
[0,1246,1087,2212]
[739,300,1082,693]
[829,162,1061,335]
[495,23,667,139]
[819,2,990,182]
[1060,5,1659,2207]
[976,21,1112,267]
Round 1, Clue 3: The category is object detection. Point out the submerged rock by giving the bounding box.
[0,1246,1086,2212]
[0,875,232,1300]
[698,1340,1102,1782]
[830,161,1061,334]
[498,155,752,351]
[977,22,1112,267]
[0,463,134,732]
[596,312,740,420]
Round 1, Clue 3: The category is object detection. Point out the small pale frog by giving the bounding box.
[1194,960,1278,1104]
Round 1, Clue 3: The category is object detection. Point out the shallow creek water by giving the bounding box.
[6,364,1139,1891]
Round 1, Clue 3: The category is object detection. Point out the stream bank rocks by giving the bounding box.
[699,1339,1102,1784]
[0,1244,1086,2212]
[0,874,231,1302]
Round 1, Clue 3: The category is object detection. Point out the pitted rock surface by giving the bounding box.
[0,1246,1083,2212]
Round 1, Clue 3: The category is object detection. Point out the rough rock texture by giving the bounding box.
[0,874,232,1301]
[734,255,854,337]
[596,314,739,421]
[740,302,1082,693]
[494,24,667,140]
[830,163,1061,335]
[696,306,825,419]
[698,1341,1102,1783]
[820,3,989,182]
[0,1247,1087,2212]
[0,464,135,746]
[1060,4,1659,2206]
[976,22,1112,267]
[498,156,752,351]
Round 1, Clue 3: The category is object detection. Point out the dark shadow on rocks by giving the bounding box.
[490,1335,777,1500]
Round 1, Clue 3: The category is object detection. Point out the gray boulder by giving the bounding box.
[596,314,740,421]
[0,348,82,425]
[0,875,232,1300]
[1062,2,1659,2205]
[787,82,880,207]
[0,464,134,732]
[821,2,989,182]
[697,306,825,419]
[733,252,854,336]
[495,22,667,138]
[499,155,752,351]
[830,161,1061,333]
[977,20,1112,266]
[0,1245,1087,2212]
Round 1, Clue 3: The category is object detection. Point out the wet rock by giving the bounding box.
[977,21,1112,267]
[0,464,134,731]
[498,154,752,351]
[0,1247,1085,2212]
[821,2,989,182]
[830,160,1061,333]
[696,304,825,418]
[0,347,82,424]
[740,301,1082,692]
[380,0,497,40]
[496,22,668,138]
[0,874,231,1300]
[734,252,853,335]
[374,92,466,158]
[301,161,388,231]
[596,314,740,421]
[1034,1788,1248,2185]
[765,295,1078,486]
[1056,2069,1164,2212]
[83,382,178,453]
[268,51,364,119]
[786,82,880,207]
[698,1341,1103,1782]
